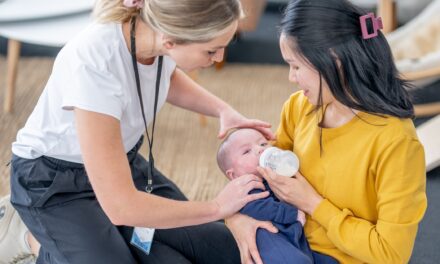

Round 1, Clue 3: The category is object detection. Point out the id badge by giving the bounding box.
[130,227,155,255]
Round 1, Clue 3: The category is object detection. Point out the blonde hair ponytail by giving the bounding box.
[93,0,140,23]
[93,0,242,43]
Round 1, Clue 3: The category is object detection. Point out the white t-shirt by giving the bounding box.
[12,22,176,163]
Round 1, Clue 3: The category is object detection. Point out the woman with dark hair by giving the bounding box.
[227,0,427,263]
[4,0,273,263]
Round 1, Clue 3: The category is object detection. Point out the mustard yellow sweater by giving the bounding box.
[275,91,427,264]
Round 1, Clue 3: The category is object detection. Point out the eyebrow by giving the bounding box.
[211,45,227,50]
[238,143,250,150]
[237,137,266,150]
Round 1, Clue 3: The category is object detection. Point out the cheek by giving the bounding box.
[288,68,297,83]
[301,70,321,90]
[236,157,259,174]
[170,49,198,65]
[178,53,208,70]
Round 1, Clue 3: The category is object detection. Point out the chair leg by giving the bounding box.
[402,66,440,80]
[377,0,397,34]
[199,114,208,127]
[414,102,440,117]
[4,39,21,113]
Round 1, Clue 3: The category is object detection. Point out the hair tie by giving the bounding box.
[123,0,144,9]
[359,13,383,39]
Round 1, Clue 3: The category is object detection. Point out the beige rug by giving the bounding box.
[0,57,296,201]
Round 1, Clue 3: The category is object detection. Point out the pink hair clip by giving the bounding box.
[359,13,383,39]
[123,0,144,9]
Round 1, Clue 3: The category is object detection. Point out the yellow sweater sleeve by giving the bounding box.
[312,135,427,263]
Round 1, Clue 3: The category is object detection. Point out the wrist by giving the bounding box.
[217,103,233,118]
[224,215,232,227]
[207,200,222,221]
[306,195,323,215]
[224,212,240,226]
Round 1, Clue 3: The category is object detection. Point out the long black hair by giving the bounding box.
[280,0,414,119]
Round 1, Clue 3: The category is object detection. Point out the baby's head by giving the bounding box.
[217,128,270,181]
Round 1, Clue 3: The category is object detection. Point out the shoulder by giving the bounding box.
[72,22,122,51]
[386,117,418,139]
[362,114,423,168]
[162,56,177,74]
[365,114,419,143]
[57,22,124,71]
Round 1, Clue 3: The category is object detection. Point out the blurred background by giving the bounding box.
[1,0,439,263]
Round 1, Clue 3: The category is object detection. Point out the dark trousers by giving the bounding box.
[10,138,240,264]
[257,226,338,264]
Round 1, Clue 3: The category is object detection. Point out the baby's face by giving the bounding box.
[225,129,270,178]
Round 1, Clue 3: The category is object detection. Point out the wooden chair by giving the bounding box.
[380,0,440,117]
[0,0,94,113]
[379,0,440,171]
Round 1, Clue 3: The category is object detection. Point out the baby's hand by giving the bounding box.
[297,210,306,226]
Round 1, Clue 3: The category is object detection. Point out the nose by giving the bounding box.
[212,49,225,63]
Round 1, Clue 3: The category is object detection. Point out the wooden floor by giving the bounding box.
[0,57,295,200]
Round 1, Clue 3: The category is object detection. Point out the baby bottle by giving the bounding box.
[259,147,300,177]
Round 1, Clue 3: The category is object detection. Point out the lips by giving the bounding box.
[303,90,309,96]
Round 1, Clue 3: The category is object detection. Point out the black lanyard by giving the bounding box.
[130,16,163,193]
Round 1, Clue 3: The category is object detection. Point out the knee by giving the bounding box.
[256,230,313,264]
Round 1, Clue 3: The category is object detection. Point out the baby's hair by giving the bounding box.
[216,129,239,174]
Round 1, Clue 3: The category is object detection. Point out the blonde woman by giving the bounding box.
[7,0,274,263]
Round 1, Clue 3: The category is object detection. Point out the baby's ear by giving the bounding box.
[226,169,235,180]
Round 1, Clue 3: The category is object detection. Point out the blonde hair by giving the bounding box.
[94,0,243,44]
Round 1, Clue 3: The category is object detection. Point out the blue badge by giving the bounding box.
[130,227,155,255]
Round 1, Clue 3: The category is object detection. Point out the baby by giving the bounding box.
[217,128,313,264]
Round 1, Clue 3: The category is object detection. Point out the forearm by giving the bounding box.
[312,199,422,263]
[88,164,221,228]
[76,108,222,228]
[114,191,220,228]
[167,68,231,117]
[308,137,427,263]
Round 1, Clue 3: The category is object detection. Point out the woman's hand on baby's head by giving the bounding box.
[213,174,269,219]
[253,124,276,141]
[236,119,275,141]
[217,106,275,140]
